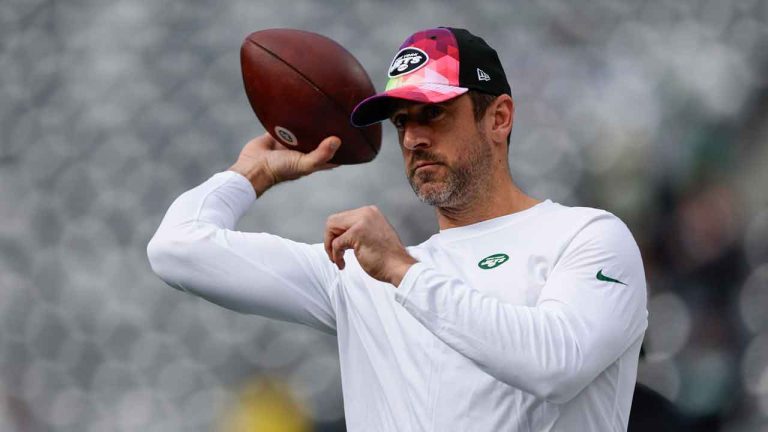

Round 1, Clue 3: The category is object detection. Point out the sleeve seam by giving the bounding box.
[193,173,229,222]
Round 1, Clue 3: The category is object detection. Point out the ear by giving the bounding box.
[489,94,514,145]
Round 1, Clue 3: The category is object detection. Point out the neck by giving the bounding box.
[434,172,541,230]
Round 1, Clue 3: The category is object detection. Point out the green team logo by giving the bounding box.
[478,253,509,270]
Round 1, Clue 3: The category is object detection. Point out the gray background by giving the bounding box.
[1,0,767,430]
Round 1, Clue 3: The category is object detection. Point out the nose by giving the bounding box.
[401,122,431,151]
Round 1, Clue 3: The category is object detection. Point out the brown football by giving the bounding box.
[240,29,382,165]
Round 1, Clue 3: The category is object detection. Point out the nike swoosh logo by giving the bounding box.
[596,269,627,285]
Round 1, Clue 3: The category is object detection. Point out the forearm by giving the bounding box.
[151,171,255,234]
[146,171,339,332]
[146,170,257,293]
[395,264,639,403]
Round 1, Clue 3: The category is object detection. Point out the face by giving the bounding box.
[389,94,494,207]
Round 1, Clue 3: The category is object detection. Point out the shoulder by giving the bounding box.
[544,202,641,262]
[547,201,617,224]
[541,203,647,297]
[548,202,634,239]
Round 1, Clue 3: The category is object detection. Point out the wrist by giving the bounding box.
[228,159,275,197]
[389,254,418,287]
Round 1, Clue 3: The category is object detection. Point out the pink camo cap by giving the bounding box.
[351,27,510,127]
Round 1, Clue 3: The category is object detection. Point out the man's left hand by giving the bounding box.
[324,206,418,286]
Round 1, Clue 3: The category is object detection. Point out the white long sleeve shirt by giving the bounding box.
[147,170,648,431]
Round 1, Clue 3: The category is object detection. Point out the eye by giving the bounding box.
[421,104,445,122]
[390,113,407,130]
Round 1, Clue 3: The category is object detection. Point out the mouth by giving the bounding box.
[413,162,440,171]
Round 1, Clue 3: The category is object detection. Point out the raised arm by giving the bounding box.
[147,134,344,334]
[394,214,648,402]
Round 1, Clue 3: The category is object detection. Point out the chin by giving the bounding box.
[414,182,454,206]
[414,179,443,194]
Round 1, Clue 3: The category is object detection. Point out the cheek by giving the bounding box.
[439,120,481,155]
[447,140,475,167]
[451,140,489,172]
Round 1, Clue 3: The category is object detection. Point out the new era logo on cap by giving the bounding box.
[477,68,490,81]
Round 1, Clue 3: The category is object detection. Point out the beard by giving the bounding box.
[407,131,494,208]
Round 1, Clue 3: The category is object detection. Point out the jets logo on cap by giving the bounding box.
[388,47,429,78]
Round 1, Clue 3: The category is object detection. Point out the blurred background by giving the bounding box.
[0,0,766,430]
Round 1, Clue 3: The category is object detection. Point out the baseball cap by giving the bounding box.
[350,27,511,127]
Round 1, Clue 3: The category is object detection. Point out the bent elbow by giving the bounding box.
[532,371,588,404]
[527,308,602,404]
[146,223,213,290]
[524,346,591,404]
[147,233,186,289]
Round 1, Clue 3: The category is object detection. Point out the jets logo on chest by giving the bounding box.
[478,253,509,270]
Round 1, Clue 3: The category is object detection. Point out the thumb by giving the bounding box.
[298,136,341,172]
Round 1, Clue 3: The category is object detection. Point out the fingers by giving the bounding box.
[327,206,378,227]
[324,206,381,270]
[324,207,363,269]
[324,224,354,270]
[298,136,341,173]
[331,232,355,270]
[323,224,340,262]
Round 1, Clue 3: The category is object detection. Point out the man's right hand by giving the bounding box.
[228,133,341,197]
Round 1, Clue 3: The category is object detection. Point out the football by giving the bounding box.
[241,29,382,165]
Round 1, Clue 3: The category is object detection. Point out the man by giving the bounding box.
[147,27,648,431]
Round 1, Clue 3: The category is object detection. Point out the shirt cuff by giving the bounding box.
[195,171,257,225]
[394,262,430,305]
[217,170,258,201]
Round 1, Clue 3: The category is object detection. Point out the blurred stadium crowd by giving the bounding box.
[0,0,766,430]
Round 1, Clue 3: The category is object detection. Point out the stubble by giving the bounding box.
[407,131,494,208]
